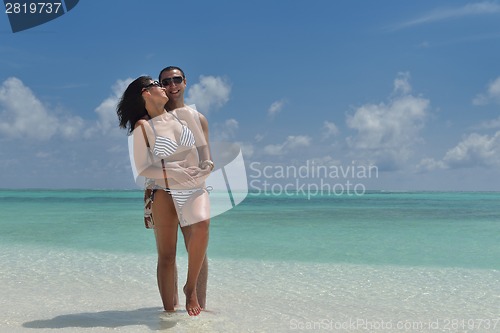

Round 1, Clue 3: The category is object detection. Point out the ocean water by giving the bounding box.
[1,190,499,332]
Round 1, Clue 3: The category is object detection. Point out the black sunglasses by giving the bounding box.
[143,81,162,90]
[161,76,184,86]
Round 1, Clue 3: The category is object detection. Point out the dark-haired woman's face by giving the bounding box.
[142,80,168,103]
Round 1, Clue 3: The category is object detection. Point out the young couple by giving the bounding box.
[117,66,213,316]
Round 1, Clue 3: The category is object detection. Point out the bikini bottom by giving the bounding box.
[151,186,212,227]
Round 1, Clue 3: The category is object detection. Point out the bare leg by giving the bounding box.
[181,228,208,309]
[183,220,209,316]
[152,190,180,312]
[180,191,210,316]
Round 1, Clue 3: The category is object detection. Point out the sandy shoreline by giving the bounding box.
[2,245,499,332]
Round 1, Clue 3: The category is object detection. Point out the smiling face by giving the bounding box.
[159,69,186,104]
[142,80,168,104]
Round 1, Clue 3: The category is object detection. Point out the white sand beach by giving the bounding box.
[2,244,499,332]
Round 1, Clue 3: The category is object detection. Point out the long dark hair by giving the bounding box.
[116,76,152,134]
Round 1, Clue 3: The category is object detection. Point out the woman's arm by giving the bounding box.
[197,112,212,165]
[133,120,197,187]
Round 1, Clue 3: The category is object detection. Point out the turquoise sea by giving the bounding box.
[1,190,499,332]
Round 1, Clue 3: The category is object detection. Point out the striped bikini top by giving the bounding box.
[150,112,196,158]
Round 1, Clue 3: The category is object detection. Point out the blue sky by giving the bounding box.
[1,0,500,190]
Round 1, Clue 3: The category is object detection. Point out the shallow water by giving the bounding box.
[1,190,499,332]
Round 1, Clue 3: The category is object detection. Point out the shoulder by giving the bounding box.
[183,105,199,117]
[134,119,145,129]
[198,113,208,128]
[185,105,208,124]
[134,118,151,130]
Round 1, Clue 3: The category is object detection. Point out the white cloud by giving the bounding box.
[0,77,147,189]
[309,155,341,166]
[213,118,239,141]
[224,118,238,130]
[239,142,255,158]
[346,73,429,168]
[476,116,500,129]
[442,131,500,168]
[473,76,500,105]
[416,157,446,171]
[255,134,265,142]
[267,99,285,117]
[84,78,132,139]
[263,144,283,156]
[0,77,83,141]
[420,131,500,170]
[322,121,340,139]
[186,75,231,113]
[287,135,311,149]
[263,135,312,156]
[60,116,85,139]
[393,72,412,95]
[395,1,500,30]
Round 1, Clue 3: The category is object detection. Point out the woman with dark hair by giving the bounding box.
[117,76,212,316]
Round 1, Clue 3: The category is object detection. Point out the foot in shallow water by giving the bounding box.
[183,285,201,316]
[163,296,178,313]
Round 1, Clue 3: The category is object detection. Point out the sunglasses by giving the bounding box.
[143,81,162,90]
[161,76,184,86]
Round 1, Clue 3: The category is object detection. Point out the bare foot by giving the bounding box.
[183,285,201,316]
